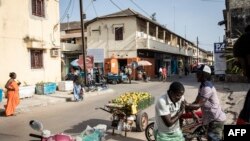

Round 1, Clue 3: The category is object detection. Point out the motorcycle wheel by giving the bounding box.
[145,122,155,141]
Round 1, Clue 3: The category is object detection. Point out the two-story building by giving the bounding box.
[61,9,212,79]
[0,0,61,88]
[85,8,197,78]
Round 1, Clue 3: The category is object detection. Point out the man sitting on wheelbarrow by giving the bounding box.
[154,81,186,141]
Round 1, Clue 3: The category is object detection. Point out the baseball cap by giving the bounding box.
[197,64,211,74]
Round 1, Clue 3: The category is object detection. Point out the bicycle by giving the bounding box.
[145,111,207,141]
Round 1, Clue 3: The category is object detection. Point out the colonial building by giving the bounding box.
[0,0,61,88]
[61,9,212,79]
[86,8,196,78]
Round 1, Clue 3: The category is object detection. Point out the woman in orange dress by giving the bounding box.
[5,72,21,116]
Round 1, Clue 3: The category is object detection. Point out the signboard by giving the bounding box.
[87,49,104,63]
[214,42,225,53]
[214,43,226,75]
[78,55,94,70]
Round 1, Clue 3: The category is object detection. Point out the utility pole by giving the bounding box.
[196,36,199,65]
[79,0,87,85]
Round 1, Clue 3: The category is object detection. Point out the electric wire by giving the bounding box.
[60,0,72,22]
[109,0,123,11]
[91,0,99,17]
[68,0,75,20]
[129,0,151,18]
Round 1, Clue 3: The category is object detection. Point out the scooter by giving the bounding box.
[29,120,76,141]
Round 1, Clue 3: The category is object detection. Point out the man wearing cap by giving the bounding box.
[186,64,226,141]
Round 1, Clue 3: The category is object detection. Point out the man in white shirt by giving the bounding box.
[159,66,163,81]
[154,81,185,141]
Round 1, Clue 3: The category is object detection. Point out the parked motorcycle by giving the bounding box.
[29,120,75,141]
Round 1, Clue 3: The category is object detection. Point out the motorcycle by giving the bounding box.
[145,111,207,141]
[29,120,75,141]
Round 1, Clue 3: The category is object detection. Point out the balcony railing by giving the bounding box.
[137,38,193,56]
[61,43,82,51]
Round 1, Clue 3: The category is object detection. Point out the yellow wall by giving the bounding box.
[0,0,61,88]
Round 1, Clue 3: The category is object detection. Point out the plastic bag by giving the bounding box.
[79,124,107,141]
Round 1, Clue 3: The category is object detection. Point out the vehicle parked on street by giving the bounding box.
[145,111,206,141]
[29,120,74,141]
[106,73,128,84]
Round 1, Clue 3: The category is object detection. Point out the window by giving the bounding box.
[31,50,43,69]
[32,0,45,17]
[115,27,123,40]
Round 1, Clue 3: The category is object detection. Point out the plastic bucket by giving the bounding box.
[0,89,3,102]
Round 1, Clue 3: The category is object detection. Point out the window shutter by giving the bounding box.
[32,0,36,15]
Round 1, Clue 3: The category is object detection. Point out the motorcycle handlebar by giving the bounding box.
[29,133,42,139]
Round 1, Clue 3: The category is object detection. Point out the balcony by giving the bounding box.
[61,43,82,51]
[137,38,193,56]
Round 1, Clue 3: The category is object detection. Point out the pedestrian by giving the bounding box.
[4,72,21,116]
[126,65,132,84]
[154,81,185,141]
[233,25,250,125]
[66,67,82,101]
[162,66,167,82]
[185,64,226,141]
[159,66,163,81]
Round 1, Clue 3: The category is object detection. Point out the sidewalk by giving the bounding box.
[0,88,115,115]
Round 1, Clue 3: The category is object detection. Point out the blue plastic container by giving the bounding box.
[0,89,3,102]
[36,83,57,95]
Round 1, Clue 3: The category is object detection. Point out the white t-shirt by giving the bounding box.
[159,68,163,73]
[154,93,184,133]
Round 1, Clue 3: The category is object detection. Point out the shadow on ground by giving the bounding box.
[63,119,111,134]
[63,118,145,141]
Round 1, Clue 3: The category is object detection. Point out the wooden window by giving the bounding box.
[115,27,123,40]
[32,0,45,17]
[31,50,43,69]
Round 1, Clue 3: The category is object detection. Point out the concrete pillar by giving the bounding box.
[163,31,166,43]
[156,26,158,40]
[147,22,149,48]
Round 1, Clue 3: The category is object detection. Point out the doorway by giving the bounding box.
[118,59,127,74]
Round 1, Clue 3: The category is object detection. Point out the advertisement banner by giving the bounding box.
[78,55,94,70]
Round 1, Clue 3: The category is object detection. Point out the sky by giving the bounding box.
[59,0,225,51]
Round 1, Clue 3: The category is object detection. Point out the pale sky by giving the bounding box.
[60,0,225,51]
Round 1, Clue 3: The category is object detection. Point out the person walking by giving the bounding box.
[154,81,186,141]
[186,64,226,141]
[233,25,250,125]
[126,66,132,84]
[66,67,82,101]
[159,66,163,81]
[162,66,167,82]
[4,72,21,116]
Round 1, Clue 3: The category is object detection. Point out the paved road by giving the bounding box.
[0,74,248,141]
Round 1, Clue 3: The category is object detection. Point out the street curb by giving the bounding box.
[0,88,115,115]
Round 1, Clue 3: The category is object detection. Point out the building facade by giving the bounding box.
[61,9,212,79]
[0,0,61,88]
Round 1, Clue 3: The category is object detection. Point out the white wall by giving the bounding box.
[87,17,138,58]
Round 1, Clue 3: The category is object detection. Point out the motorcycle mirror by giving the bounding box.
[29,120,43,131]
